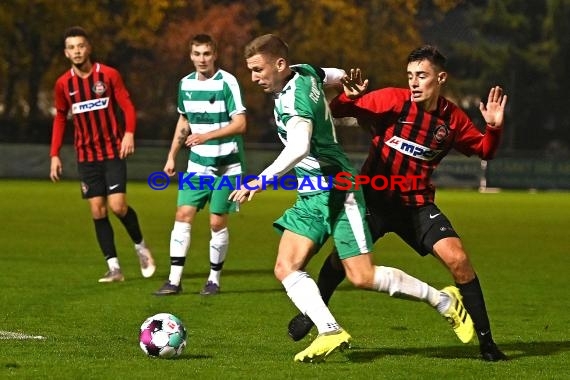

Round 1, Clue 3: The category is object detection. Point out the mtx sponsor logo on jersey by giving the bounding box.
[385,136,442,161]
[72,97,110,114]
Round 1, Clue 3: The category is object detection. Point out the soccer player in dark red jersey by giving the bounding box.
[287,45,508,361]
[49,26,155,283]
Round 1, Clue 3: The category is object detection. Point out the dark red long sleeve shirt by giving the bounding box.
[330,88,502,206]
[50,63,136,162]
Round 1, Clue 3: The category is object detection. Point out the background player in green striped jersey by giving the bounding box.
[154,34,247,296]
[230,34,473,363]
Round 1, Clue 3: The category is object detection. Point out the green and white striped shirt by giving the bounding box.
[177,69,246,176]
[273,64,356,194]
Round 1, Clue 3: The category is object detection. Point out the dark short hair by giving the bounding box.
[407,45,447,70]
[244,34,289,61]
[63,26,89,47]
[190,34,217,53]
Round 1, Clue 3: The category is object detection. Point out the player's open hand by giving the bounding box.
[479,86,507,129]
[341,68,369,99]
[120,132,135,158]
[229,179,263,204]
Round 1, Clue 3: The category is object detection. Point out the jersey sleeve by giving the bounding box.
[322,68,346,86]
[329,88,398,120]
[50,78,69,157]
[222,74,246,117]
[110,68,136,133]
[259,116,312,178]
[451,107,503,159]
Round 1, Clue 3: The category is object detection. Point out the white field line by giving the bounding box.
[0,330,46,340]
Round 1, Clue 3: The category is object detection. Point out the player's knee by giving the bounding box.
[345,269,374,289]
[274,261,289,282]
[447,251,472,272]
[175,208,193,222]
[210,222,226,232]
[110,204,127,217]
[90,205,108,219]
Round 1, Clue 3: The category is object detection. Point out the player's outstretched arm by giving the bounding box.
[479,86,507,129]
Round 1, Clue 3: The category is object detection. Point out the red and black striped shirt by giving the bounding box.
[50,63,136,162]
[330,88,502,206]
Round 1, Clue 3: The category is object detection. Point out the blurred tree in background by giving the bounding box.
[422,0,570,155]
[0,0,568,155]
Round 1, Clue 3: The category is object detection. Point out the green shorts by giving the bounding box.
[177,174,238,214]
[273,188,373,259]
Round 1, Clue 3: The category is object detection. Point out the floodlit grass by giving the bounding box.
[1,179,569,379]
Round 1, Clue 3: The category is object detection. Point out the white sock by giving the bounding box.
[373,266,441,307]
[282,271,340,334]
[436,291,452,314]
[107,257,120,271]
[168,221,191,286]
[208,228,229,284]
[134,239,146,251]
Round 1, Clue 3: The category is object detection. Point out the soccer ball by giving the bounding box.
[139,313,187,358]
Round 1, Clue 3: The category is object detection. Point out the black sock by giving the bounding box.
[94,217,117,260]
[457,275,493,345]
[118,206,143,244]
[317,252,346,305]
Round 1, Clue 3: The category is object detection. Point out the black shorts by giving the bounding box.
[364,190,460,257]
[77,159,127,199]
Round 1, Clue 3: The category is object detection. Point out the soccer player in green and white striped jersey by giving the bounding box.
[155,34,246,296]
[230,34,473,363]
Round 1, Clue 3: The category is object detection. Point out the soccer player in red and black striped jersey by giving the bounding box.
[49,26,155,283]
[287,45,508,361]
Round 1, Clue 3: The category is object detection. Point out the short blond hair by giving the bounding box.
[244,34,288,61]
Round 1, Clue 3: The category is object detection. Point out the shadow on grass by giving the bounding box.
[178,354,213,360]
[148,268,274,281]
[346,340,570,362]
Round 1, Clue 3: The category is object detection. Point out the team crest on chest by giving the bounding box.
[433,124,449,142]
[92,81,107,95]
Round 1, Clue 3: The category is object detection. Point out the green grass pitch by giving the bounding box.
[0,179,569,379]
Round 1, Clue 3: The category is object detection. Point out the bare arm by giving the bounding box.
[164,114,191,176]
